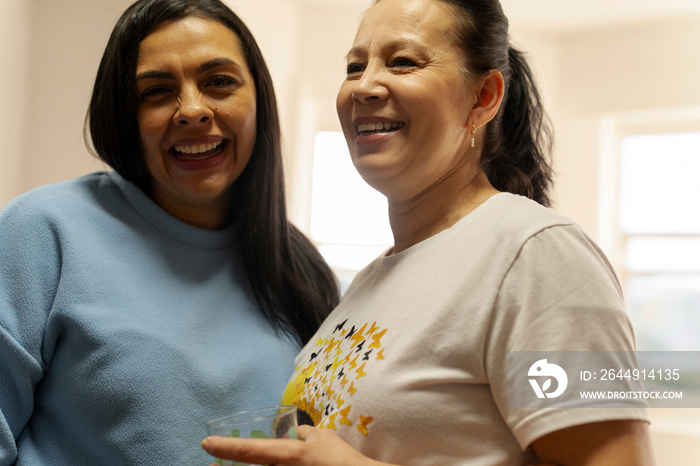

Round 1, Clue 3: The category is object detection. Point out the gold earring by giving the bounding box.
[471,124,476,148]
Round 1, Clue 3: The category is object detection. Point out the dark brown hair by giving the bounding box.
[86,0,339,343]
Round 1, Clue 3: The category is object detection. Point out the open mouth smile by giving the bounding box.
[357,121,405,136]
[172,140,226,160]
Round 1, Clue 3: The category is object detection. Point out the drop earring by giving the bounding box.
[471,124,476,148]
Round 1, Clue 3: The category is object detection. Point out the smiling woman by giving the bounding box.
[202,0,655,465]
[135,17,257,229]
[0,0,338,465]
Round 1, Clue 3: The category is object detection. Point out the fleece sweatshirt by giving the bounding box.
[0,171,298,465]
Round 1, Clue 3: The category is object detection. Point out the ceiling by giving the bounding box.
[308,0,700,30]
[500,0,700,30]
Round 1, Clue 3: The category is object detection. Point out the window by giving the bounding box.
[615,130,700,350]
[309,131,392,291]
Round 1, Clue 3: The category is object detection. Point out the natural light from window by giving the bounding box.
[619,131,700,351]
[310,131,392,288]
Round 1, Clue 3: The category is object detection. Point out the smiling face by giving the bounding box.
[336,0,478,201]
[135,16,256,229]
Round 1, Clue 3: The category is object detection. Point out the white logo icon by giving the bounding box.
[528,359,568,399]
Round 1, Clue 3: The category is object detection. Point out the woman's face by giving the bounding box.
[336,0,477,201]
[136,16,256,228]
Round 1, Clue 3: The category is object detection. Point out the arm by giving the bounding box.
[0,328,43,465]
[0,198,60,464]
[532,420,655,466]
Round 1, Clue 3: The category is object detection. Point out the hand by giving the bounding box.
[201,425,389,466]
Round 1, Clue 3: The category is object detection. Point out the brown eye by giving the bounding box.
[390,57,416,68]
[346,62,365,76]
[207,75,237,88]
[141,86,171,100]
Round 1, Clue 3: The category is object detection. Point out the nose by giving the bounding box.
[173,87,214,126]
[351,63,388,103]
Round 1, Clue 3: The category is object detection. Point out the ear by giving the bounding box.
[470,69,505,130]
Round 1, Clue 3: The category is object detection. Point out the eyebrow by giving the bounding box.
[345,39,426,59]
[135,58,239,80]
[196,57,238,74]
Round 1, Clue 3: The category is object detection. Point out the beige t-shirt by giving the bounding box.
[282,193,649,465]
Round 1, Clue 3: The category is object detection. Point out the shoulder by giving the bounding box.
[492,194,617,291]
[0,172,119,226]
[490,195,623,310]
[0,172,127,252]
[476,192,577,239]
[440,193,588,276]
[481,193,609,268]
[483,196,629,348]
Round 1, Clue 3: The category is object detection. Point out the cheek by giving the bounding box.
[136,112,169,176]
[138,109,169,147]
[416,93,466,137]
[237,105,257,143]
[222,100,257,155]
[239,116,257,155]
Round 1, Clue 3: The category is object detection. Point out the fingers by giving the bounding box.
[201,436,303,465]
[295,424,316,441]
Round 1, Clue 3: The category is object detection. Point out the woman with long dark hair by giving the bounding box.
[202,0,654,464]
[0,0,338,464]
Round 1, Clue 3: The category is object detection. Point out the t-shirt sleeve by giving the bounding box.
[485,224,650,450]
[0,196,60,464]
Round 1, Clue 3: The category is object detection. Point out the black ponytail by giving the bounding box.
[435,0,554,206]
[482,47,553,206]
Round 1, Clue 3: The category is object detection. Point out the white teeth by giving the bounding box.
[357,121,403,134]
[174,140,223,154]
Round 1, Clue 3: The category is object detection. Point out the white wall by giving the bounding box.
[21,0,132,195]
[0,0,32,208]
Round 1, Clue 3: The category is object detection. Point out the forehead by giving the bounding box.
[137,16,247,67]
[351,0,455,52]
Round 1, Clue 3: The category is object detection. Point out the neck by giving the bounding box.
[150,191,231,230]
[387,169,498,255]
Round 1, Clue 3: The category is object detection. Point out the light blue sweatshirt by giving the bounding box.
[0,171,299,465]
